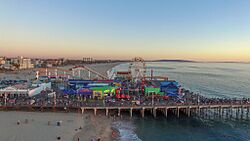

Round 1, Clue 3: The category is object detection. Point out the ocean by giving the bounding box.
[112,62,250,141]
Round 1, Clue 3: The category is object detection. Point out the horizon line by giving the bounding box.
[1,55,249,63]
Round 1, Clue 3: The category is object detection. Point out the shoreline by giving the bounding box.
[0,111,116,141]
[0,62,123,141]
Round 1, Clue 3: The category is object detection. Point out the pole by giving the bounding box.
[4,93,7,107]
[152,93,154,106]
[88,71,91,79]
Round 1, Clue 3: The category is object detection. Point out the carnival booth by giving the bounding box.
[77,88,93,99]
[160,81,181,97]
[90,86,116,99]
[144,87,162,96]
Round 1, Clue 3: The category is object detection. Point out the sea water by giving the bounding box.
[113,62,250,141]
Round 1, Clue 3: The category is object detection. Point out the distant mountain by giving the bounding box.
[151,59,195,62]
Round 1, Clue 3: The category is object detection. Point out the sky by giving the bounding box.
[0,0,250,61]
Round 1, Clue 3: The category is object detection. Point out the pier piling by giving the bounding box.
[94,108,97,116]
[106,108,108,116]
[130,108,133,118]
[153,108,157,118]
[141,108,145,118]
[81,108,84,114]
[177,107,180,118]
[165,108,168,118]
[188,107,191,117]
[118,108,121,116]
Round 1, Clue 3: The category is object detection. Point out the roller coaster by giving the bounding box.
[35,65,108,80]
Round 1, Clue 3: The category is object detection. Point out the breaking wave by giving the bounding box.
[112,120,142,141]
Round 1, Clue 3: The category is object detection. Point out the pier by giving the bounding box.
[1,103,250,120]
[1,58,250,121]
[80,104,250,119]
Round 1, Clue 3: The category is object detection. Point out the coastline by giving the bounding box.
[0,62,123,141]
[72,113,114,141]
[0,111,115,141]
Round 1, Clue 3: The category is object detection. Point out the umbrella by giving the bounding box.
[116,94,121,99]
[126,94,130,99]
[121,94,125,99]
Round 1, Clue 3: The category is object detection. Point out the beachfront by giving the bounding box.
[0,62,119,141]
[0,111,114,141]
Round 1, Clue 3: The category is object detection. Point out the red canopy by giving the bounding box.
[125,94,130,99]
[163,96,169,100]
[121,94,125,99]
[116,94,121,99]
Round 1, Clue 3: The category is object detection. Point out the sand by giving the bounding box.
[73,114,113,141]
[0,111,114,141]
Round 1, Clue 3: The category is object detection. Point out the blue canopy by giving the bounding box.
[77,88,93,95]
[166,91,179,97]
[160,81,179,87]
[63,89,77,95]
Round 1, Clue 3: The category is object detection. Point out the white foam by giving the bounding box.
[112,121,142,141]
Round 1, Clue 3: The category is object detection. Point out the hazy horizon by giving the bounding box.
[1,0,250,61]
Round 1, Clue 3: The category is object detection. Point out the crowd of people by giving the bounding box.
[1,88,250,108]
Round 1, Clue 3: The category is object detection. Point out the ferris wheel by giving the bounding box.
[129,57,146,81]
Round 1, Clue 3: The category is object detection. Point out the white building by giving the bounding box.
[18,56,34,69]
[0,57,6,68]
[0,82,51,97]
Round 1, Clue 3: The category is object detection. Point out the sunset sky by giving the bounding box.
[0,0,250,61]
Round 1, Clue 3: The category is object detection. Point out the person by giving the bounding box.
[17,120,20,125]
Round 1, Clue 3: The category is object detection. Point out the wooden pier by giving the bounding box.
[1,104,250,120]
[80,104,250,119]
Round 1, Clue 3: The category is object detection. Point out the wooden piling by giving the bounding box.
[81,108,84,114]
[241,106,244,119]
[118,108,121,117]
[153,108,157,118]
[94,108,97,116]
[165,108,168,118]
[246,107,248,119]
[177,107,180,118]
[141,108,145,118]
[130,108,133,118]
[105,108,108,116]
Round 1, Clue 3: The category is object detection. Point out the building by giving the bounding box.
[45,58,65,67]
[32,59,44,68]
[0,57,6,67]
[18,56,34,69]
[2,58,17,70]
[83,57,94,63]
[0,81,51,98]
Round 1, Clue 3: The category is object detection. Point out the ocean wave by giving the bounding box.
[112,121,142,141]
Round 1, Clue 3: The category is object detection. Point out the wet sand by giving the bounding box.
[73,114,113,141]
[0,111,114,141]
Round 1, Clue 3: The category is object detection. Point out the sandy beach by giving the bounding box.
[0,62,121,141]
[0,111,114,141]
